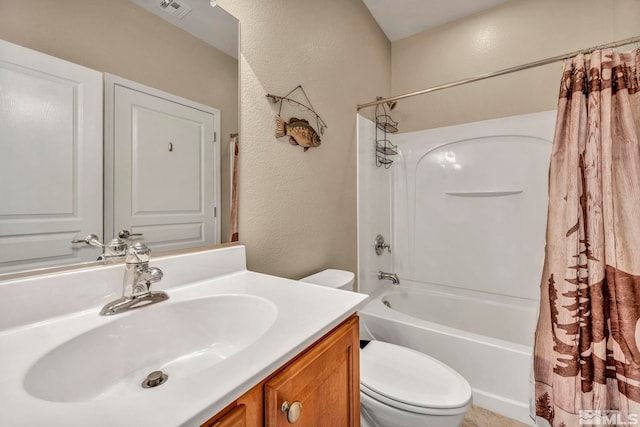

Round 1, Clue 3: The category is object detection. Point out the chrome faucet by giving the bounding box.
[378,271,400,285]
[72,230,144,261]
[72,234,128,261]
[100,242,168,316]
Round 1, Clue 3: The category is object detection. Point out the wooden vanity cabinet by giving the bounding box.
[208,404,246,427]
[201,315,360,427]
[265,315,360,426]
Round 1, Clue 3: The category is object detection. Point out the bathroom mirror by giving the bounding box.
[0,0,239,276]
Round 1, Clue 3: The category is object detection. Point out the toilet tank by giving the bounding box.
[299,269,354,291]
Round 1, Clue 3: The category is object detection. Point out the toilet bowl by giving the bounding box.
[300,270,472,427]
[360,340,471,427]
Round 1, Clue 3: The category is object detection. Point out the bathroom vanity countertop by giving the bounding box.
[0,246,368,426]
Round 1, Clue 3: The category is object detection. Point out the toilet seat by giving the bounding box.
[360,384,470,416]
[360,341,472,415]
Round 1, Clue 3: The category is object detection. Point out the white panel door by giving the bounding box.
[0,40,103,274]
[108,76,219,252]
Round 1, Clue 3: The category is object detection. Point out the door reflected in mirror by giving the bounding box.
[0,0,238,275]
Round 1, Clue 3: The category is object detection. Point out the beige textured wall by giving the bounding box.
[391,0,640,132]
[218,0,391,278]
[0,0,238,242]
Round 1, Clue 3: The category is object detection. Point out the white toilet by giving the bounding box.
[300,269,472,427]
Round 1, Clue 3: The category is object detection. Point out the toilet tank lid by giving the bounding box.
[299,269,354,288]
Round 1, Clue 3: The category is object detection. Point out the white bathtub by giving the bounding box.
[358,281,536,425]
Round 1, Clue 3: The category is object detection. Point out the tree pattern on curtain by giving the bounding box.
[533,48,639,427]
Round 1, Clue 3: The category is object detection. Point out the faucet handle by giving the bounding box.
[374,234,391,255]
[147,267,164,283]
[126,242,151,264]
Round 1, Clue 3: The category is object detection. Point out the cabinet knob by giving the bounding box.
[280,400,302,423]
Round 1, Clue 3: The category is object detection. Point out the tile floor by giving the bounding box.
[462,405,532,427]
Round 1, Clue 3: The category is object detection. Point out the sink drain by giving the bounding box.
[383,300,391,308]
[142,370,168,388]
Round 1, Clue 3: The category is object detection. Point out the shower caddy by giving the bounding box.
[375,99,398,168]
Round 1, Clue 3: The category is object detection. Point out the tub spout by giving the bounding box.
[378,271,400,285]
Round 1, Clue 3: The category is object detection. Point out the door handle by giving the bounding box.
[118,230,143,239]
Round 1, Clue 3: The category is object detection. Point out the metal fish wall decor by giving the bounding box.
[266,85,327,152]
[275,116,321,152]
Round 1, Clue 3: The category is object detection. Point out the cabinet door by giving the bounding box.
[208,404,245,427]
[265,316,360,427]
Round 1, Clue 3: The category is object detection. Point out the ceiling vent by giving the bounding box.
[158,0,192,19]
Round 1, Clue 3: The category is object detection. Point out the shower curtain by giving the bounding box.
[533,48,640,426]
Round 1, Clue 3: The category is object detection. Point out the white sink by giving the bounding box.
[23,294,277,402]
[0,246,368,426]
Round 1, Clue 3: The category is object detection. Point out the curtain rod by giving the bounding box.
[356,35,640,111]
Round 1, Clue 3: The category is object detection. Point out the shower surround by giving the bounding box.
[357,111,556,424]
